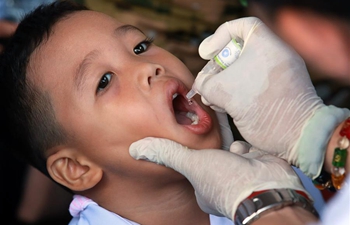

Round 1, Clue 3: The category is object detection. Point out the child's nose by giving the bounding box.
[137,63,165,88]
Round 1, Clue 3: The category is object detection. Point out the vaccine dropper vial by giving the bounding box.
[186,36,244,101]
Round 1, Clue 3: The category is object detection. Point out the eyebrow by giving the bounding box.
[74,24,144,91]
[114,24,145,36]
[75,49,101,91]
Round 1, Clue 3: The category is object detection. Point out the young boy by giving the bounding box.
[0,1,323,224]
[0,1,230,224]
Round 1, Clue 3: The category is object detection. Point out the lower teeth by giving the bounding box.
[186,112,199,125]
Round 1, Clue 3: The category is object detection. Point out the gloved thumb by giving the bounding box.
[229,141,271,159]
[129,137,191,167]
[229,141,251,154]
[202,95,226,113]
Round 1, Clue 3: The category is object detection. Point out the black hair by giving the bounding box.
[0,1,88,178]
[248,0,350,22]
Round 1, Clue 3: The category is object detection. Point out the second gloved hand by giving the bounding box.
[194,17,349,178]
[129,137,310,220]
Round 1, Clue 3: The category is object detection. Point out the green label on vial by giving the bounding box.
[332,148,348,167]
[213,38,241,70]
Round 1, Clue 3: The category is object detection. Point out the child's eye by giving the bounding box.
[133,37,154,55]
[97,72,112,93]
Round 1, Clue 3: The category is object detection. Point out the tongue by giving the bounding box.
[175,111,192,125]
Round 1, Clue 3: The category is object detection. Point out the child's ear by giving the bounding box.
[46,147,103,192]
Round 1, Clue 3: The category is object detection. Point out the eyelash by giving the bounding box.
[133,36,154,55]
[96,37,155,94]
[96,72,113,94]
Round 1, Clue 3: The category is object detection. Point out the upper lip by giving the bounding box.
[166,79,211,128]
[166,79,195,114]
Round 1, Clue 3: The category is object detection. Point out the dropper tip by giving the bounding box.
[186,89,197,100]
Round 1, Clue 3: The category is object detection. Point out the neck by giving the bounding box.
[83,176,210,225]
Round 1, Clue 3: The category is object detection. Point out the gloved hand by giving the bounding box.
[194,17,349,178]
[129,137,310,220]
[215,111,234,150]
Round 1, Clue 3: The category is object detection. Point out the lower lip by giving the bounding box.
[180,100,213,135]
[166,79,213,135]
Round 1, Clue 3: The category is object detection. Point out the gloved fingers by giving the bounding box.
[225,17,262,44]
[245,145,269,154]
[198,32,231,60]
[229,141,251,154]
[240,145,285,161]
[238,152,309,195]
[198,17,262,60]
[129,137,190,167]
[210,105,226,113]
[193,71,213,99]
[241,149,294,175]
[230,142,270,158]
[129,137,240,181]
[215,112,234,151]
[193,71,231,112]
[200,95,225,113]
[193,71,227,113]
[200,95,210,106]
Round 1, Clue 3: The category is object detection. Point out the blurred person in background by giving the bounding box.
[248,0,350,110]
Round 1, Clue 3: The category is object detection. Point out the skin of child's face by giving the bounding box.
[29,11,221,182]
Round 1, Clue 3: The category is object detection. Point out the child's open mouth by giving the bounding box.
[172,93,199,125]
[167,79,212,134]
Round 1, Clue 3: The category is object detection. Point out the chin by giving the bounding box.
[182,131,222,150]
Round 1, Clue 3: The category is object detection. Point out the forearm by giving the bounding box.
[251,206,318,225]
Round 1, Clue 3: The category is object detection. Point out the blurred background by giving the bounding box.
[85,0,246,75]
[1,0,348,225]
[84,0,349,110]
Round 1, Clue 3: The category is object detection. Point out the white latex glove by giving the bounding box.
[215,111,234,151]
[129,138,310,220]
[194,17,350,178]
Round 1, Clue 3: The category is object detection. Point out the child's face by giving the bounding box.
[29,11,221,179]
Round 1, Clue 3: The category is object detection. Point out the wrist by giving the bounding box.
[234,189,318,225]
[295,105,350,179]
[251,205,319,225]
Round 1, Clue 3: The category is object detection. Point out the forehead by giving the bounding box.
[36,10,125,57]
[54,10,123,36]
[27,10,125,85]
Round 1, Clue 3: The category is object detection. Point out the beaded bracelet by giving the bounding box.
[313,117,350,191]
[331,117,350,189]
[313,170,335,191]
